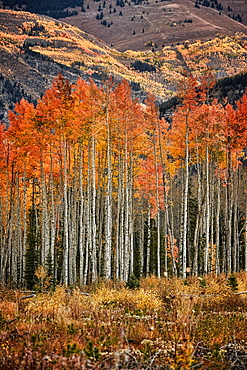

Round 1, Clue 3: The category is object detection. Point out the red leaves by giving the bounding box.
[1,73,247,219]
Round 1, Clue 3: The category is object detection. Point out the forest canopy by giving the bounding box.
[1,74,247,288]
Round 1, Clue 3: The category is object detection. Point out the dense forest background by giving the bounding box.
[1,73,247,288]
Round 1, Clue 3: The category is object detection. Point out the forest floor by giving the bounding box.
[1,273,247,369]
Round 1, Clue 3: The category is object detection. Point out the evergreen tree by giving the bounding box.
[25,204,40,289]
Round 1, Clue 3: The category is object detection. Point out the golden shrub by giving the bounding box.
[25,286,71,321]
[0,301,17,320]
[91,285,163,313]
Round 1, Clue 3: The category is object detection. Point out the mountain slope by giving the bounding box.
[2,0,247,52]
[60,0,247,52]
[0,8,247,123]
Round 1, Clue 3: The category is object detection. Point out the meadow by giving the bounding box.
[1,273,247,369]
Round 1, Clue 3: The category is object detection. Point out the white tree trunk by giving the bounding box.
[63,141,69,285]
[182,120,189,279]
[204,145,210,274]
[105,106,112,279]
[91,135,97,282]
[78,143,85,286]
[146,204,151,276]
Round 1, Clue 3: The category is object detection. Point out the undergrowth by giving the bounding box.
[1,272,247,369]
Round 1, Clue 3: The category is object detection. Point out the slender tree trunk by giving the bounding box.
[157,121,169,276]
[168,180,177,277]
[49,150,56,280]
[245,193,247,272]
[40,160,50,268]
[226,148,233,274]
[69,173,77,285]
[232,164,239,272]
[63,141,69,285]
[123,137,130,281]
[22,165,27,283]
[84,158,91,286]
[139,204,145,277]
[215,162,221,275]
[182,119,189,279]
[155,157,161,278]
[116,152,123,280]
[91,135,97,282]
[193,148,202,276]
[78,142,85,286]
[12,174,20,284]
[204,145,210,274]
[120,180,125,280]
[129,152,134,276]
[87,140,93,282]
[146,204,151,276]
[210,163,215,273]
[105,104,112,279]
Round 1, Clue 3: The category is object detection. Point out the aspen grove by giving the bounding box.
[1,73,247,288]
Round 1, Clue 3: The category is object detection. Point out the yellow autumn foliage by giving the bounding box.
[91,285,163,312]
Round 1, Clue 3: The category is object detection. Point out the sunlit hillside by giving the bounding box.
[2,0,247,52]
[0,8,247,123]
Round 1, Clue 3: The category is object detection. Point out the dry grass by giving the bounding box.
[1,273,247,369]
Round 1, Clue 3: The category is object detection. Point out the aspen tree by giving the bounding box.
[104,81,113,279]
[235,91,247,272]
[169,76,198,278]
[112,79,145,280]
[146,204,151,275]
[3,73,247,285]
[141,94,169,277]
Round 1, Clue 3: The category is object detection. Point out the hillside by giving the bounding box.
[0,8,155,122]
[61,0,247,52]
[0,8,247,122]
[2,0,247,52]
